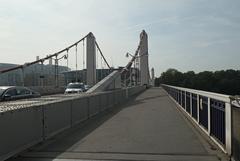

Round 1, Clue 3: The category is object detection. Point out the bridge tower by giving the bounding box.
[86,32,96,86]
[151,67,155,86]
[139,30,149,86]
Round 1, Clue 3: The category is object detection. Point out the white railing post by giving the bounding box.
[185,91,187,110]
[208,97,211,134]
[225,102,232,155]
[180,91,182,107]
[197,95,200,123]
[190,93,192,116]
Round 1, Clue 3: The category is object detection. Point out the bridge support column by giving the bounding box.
[151,67,155,86]
[139,30,149,86]
[86,33,96,86]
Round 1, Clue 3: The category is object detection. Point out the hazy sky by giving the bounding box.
[0,0,240,76]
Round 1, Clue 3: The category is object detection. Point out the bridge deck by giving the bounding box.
[9,88,225,161]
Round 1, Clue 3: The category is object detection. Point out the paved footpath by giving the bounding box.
[9,88,226,161]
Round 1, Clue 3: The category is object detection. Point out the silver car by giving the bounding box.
[84,85,91,91]
[65,82,85,94]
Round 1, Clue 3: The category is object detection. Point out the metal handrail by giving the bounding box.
[161,84,230,103]
[230,95,240,107]
[161,83,232,154]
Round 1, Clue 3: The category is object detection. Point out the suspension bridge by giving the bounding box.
[0,31,239,161]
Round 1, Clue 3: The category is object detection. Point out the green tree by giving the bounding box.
[156,69,240,95]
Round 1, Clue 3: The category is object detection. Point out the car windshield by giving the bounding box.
[67,84,84,89]
[0,88,5,96]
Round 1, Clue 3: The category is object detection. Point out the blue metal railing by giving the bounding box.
[186,92,191,114]
[231,103,240,161]
[161,84,232,154]
[181,91,185,108]
[199,95,208,130]
[192,93,198,120]
[210,99,225,145]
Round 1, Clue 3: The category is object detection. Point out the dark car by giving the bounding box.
[0,86,41,101]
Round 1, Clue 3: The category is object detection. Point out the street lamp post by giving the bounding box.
[125,52,148,86]
[126,52,137,86]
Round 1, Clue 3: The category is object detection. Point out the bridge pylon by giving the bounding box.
[86,32,96,86]
[139,30,149,86]
[151,67,155,86]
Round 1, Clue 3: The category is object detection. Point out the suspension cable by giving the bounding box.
[41,61,44,86]
[0,33,90,74]
[75,44,78,82]
[95,41,111,69]
[104,60,106,77]
[83,39,85,69]
[121,33,144,74]
[66,49,69,70]
[96,46,99,82]
[100,55,103,80]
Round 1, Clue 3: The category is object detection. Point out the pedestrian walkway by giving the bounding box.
[9,88,226,161]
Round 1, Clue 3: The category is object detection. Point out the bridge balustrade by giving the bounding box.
[192,93,198,120]
[181,91,185,109]
[0,86,146,161]
[232,104,240,161]
[199,95,208,130]
[186,92,191,114]
[162,84,232,156]
[210,99,226,145]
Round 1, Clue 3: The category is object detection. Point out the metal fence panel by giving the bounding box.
[232,105,240,161]
[128,87,135,96]
[121,90,127,102]
[186,92,191,114]
[192,94,198,120]
[0,107,43,161]
[100,93,108,111]
[115,90,121,105]
[89,95,100,117]
[181,91,185,109]
[174,89,178,101]
[210,99,225,145]
[199,95,208,130]
[43,101,72,139]
[108,92,115,108]
[71,97,89,126]
[177,90,180,103]
[179,90,182,105]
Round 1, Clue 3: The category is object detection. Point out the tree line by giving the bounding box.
[155,68,240,95]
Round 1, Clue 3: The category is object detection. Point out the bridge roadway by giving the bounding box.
[8,88,226,161]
